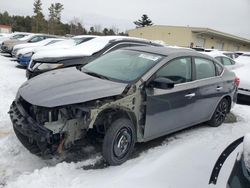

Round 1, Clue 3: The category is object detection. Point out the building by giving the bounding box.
[128,25,250,51]
[0,24,12,34]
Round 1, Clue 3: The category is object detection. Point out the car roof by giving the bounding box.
[123,46,198,56]
[201,51,229,58]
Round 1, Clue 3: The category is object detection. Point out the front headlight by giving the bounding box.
[36,63,64,70]
[23,52,33,57]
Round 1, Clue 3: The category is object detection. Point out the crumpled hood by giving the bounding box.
[18,67,127,107]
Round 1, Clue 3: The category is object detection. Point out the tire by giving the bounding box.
[208,98,229,127]
[13,127,42,156]
[102,118,136,166]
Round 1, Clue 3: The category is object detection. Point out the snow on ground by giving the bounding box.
[0,53,250,188]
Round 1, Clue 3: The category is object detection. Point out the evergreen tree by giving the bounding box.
[134,14,153,28]
[48,3,64,34]
[33,0,46,33]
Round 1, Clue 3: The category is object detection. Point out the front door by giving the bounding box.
[143,57,198,141]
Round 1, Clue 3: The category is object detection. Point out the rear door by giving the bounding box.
[193,57,224,122]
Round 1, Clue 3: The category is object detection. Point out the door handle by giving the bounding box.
[216,86,223,91]
[185,93,196,98]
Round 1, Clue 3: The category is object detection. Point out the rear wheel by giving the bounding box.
[102,118,135,166]
[208,98,229,127]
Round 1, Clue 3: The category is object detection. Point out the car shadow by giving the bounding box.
[0,53,11,57]
[56,113,237,170]
[15,65,26,69]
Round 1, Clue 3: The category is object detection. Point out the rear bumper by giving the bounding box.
[238,88,250,97]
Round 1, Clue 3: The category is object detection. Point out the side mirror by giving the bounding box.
[149,77,174,89]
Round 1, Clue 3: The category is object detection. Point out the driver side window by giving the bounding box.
[156,57,192,84]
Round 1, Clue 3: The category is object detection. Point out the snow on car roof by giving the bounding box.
[13,38,63,50]
[200,51,228,58]
[32,36,153,59]
[72,35,99,39]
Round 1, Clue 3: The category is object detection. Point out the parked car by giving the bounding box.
[209,134,250,188]
[26,36,163,79]
[235,52,250,66]
[220,51,240,59]
[202,51,238,70]
[9,46,238,165]
[13,38,64,57]
[15,38,65,67]
[0,32,30,52]
[16,35,97,67]
[31,35,98,54]
[233,65,250,103]
[1,33,57,54]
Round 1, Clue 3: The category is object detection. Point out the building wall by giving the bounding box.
[128,26,250,51]
[128,26,193,47]
[0,27,11,33]
[191,33,250,51]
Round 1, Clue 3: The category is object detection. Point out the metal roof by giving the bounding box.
[191,27,250,44]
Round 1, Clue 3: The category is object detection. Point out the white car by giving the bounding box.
[31,35,98,54]
[233,53,250,102]
[0,32,30,51]
[14,38,65,58]
[201,51,239,70]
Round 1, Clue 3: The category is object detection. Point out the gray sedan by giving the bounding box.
[9,46,238,165]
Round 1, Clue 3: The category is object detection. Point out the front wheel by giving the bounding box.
[208,98,229,127]
[102,118,135,166]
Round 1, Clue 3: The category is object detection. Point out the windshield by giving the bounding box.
[82,49,163,83]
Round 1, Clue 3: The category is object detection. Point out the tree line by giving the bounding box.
[0,0,128,36]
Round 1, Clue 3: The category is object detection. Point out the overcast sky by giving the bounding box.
[0,0,250,39]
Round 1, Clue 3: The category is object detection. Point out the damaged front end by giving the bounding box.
[9,96,92,157]
[9,83,141,158]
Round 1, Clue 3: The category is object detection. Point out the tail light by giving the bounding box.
[235,77,240,87]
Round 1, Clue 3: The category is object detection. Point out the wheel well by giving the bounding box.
[93,108,137,134]
[223,96,232,113]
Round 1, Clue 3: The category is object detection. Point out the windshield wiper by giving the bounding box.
[83,70,111,80]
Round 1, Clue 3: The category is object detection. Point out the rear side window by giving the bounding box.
[215,63,223,75]
[195,58,216,80]
[156,57,192,84]
[222,57,233,65]
[29,36,44,43]
[215,56,223,64]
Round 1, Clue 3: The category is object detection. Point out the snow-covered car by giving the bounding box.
[9,46,238,165]
[16,35,97,67]
[0,32,30,52]
[1,34,57,54]
[201,51,238,70]
[26,36,163,79]
[235,52,250,66]
[220,51,240,59]
[14,38,65,67]
[233,65,250,102]
[12,38,62,57]
[209,134,250,188]
[31,35,98,54]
